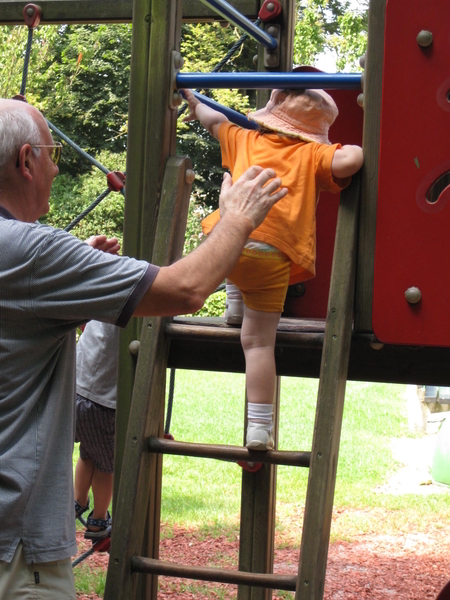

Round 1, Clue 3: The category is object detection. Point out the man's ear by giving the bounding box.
[17,144,34,181]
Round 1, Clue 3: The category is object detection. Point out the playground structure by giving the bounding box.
[1,0,450,598]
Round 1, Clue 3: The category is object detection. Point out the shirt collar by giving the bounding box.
[0,205,17,220]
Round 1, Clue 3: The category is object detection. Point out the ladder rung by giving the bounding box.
[131,556,297,591]
[147,437,310,467]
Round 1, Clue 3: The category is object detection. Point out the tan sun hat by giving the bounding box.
[247,86,338,145]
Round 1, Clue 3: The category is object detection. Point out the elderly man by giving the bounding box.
[0,99,287,599]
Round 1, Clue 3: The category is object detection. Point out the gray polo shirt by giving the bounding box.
[76,320,119,410]
[0,207,159,564]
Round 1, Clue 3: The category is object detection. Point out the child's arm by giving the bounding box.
[183,89,228,139]
[331,145,364,179]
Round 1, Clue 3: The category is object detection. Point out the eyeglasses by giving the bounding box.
[16,142,63,168]
[31,143,63,165]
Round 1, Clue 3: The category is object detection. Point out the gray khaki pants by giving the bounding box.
[0,542,76,600]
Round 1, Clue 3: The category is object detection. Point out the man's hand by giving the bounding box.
[219,166,288,230]
[85,235,121,255]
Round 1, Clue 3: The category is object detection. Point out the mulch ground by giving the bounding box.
[75,516,450,599]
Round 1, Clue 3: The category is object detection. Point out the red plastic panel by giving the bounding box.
[283,87,363,319]
[373,0,450,346]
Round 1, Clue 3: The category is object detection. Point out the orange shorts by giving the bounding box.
[227,247,291,313]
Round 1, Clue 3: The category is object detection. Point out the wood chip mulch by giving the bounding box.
[75,520,450,599]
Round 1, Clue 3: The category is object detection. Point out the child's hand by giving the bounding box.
[182,89,200,122]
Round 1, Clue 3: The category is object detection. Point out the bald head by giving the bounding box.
[0,99,44,170]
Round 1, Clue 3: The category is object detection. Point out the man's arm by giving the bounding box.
[183,89,228,139]
[134,166,288,317]
[331,145,364,179]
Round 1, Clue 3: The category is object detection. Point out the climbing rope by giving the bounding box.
[17,4,125,232]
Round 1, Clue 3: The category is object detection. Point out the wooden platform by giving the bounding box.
[167,317,450,386]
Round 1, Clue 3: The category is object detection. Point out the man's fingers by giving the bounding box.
[237,165,264,182]
[268,187,288,204]
[261,177,283,196]
[220,172,233,194]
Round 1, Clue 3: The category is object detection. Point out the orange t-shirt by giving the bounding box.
[202,122,350,283]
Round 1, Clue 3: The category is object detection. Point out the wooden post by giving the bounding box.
[296,173,361,600]
[238,2,295,598]
[354,0,386,333]
[110,0,184,598]
[105,156,193,600]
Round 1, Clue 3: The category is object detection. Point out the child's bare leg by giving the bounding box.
[74,456,95,508]
[240,305,281,450]
[88,469,114,531]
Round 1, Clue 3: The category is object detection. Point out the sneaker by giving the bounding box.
[225,298,244,325]
[246,424,274,451]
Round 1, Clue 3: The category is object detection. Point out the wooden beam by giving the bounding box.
[166,319,450,386]
[354,0,386,332]
[0,0,259,24]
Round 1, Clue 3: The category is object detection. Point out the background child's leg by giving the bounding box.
[88,469,114,531]
[74,456,95,509]
[240,305,281,450]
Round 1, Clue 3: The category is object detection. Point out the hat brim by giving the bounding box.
[247,109,331,145]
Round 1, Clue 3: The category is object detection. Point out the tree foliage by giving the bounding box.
[0,3,368,255]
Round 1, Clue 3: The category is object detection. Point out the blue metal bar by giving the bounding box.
[197,0,277,50]
[191,91,257,130]
[177,72,362,91]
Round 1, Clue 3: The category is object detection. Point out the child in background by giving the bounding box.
[184,87,363,451]
[74,320,119,539]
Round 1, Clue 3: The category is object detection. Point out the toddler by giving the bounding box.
[184,87,363,451]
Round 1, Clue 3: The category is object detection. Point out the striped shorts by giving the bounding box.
[75,395,115,473]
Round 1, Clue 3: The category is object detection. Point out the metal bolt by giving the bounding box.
[128,340,140,356]
[253,54,259,66]
[416,30,433,47]
[265,53,278,67]
[266,2,275,11]
[185,169,196,184]
[304,580,310,587]
[357,93,364,108]
[405,286,422,304]
[172,92,182,107]
[26,6,34,16]
[266,25,278,37]
[370,341,384,350]
[220,20,230,28]
[173,52,184,70]
[359,53,366,69]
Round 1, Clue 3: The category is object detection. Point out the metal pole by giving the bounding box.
[189,91,257,130]
[197,0,277,50]
[177,71,362,90]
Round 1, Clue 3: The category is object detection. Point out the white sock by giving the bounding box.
[247,403,273,431]
[226,283,243,301]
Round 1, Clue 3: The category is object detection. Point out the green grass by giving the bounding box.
[73,370,450,594]
[159,371,450,531]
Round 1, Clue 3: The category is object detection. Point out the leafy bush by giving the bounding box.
[188,291,226,318]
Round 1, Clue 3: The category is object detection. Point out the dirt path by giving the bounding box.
[75,433,450,599]
[75,517,450,599]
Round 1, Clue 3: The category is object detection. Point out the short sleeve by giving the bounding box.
[31,228,158,327]
[314,143,351,193]
[218,122,246,172]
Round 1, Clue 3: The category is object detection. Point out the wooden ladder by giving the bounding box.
[104,163,361,599]
[103,0,361,597]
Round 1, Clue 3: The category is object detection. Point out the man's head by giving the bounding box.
[247,88,338,145]
[0,99,59,222]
